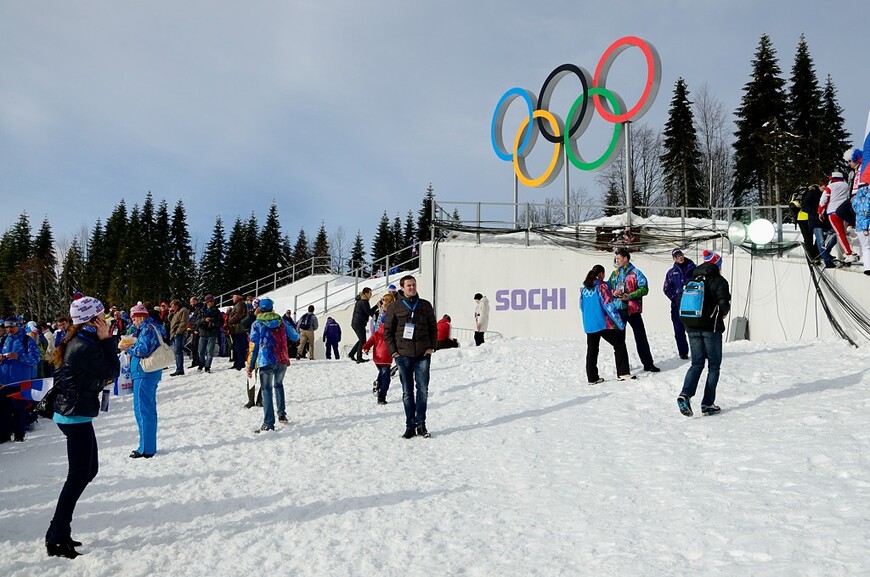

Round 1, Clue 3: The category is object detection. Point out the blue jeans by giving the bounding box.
[376,364,391,396]
[259,364,287,428]
[680,330,723,407]
[198,336,216,370]
[813,227,837,264]
[395,355,430,428]
[172,334,185,374]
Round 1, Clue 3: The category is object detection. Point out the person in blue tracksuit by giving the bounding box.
[580,264,633,384]
[322,317,342,359]
[662,248,696,360]
[247,298,298,432]
[120,302,167,458]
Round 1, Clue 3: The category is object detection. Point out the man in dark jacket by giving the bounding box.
[677,250,731,417]
[188,296,204,369]
[227,293,249,370]
[196,295,224,373]
[662,248,696,360]
[383,275,437,439]
[348,287,377,363]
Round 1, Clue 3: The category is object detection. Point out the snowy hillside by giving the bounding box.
[2,334,869,576]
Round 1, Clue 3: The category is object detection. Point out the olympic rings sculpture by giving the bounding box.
[490,36,661,187]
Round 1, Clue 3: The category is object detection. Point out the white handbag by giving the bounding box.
[140,324,175,372]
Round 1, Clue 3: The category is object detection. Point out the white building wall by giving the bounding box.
[418,237,868,345]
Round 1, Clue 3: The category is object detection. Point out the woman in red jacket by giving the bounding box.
[362,325,392,405]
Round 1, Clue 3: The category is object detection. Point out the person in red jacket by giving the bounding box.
[362,325,392,405]
[436,314,459,350]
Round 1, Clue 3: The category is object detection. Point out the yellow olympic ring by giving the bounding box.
[512,110,564,188]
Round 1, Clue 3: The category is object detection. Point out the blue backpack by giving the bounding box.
[679,276,706,327]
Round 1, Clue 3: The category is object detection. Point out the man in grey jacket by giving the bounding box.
[384,275,437,439]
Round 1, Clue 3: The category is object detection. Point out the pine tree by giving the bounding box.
[169,200,195,300]
[350,230,367,277]
[0,213,34,314]
[403,211,417,268]
[371,211,392,271]
[224,217,249,293]
[198,216,227,297]
[292,228,311,274]
[785,34,824,189]
[32,217,59,320]
[603,180,622,217]
[243,213,259,282]
[819,75,851,177]
[660,77,705,208]
[732,34,788,206]
[59,238,86,307]
[417,183,435,242]
[255,202,286,282]
[110,204,145,304]
[390,214,403,257]
[152,198,172,300]
[99,201,128,300]
[312,223,330,274]
[82,219,105,299]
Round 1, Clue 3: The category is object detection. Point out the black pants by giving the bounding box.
[190,333,201,367]
[797,220,819,259]
[624,313,655,369]
[586,329,630,381]
[348,324,367,361]
[474,331,485,346]
[46,421,99,543]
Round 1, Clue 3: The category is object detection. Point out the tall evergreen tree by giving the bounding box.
[32,217,59,320]
[243,212,259,282]
[169,200,195,300]
[350,230,367,277]
[417,183,435,242]
[785,34,824,189]
[660,77,705,208]
[198,216,226,297]
[603,181,622,217]
[99,200,128,299]
[111,204,146,304]
[291,228,311,273]
[59,238,86,308]
[82,219,105,299]
[390,214,403,256]
[819,75,851,176]
[312,223,331,274]
[152,198,172,300]
[403,211,417,268]
[255,202,286,281]
[0,213,33,314]
[371,211,392,269]
[224,217,249,293]
[732,34,788,206]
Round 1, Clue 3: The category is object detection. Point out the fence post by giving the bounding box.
[680,205,686,238]
[311,258,314,276]
[776,205,783,256]
[727,207,734,254]
[324,280,329,311]
[385,254,390,285]
[525,202,530,247]
[293,294,298,316]
[476,202,481,245]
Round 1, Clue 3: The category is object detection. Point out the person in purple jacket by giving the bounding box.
[322,317,342,360]
[662,248,696,360]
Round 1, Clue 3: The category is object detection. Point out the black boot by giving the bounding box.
[46,542,81,559]
[401,427,416,439]
[244,386,255,409]
[377,393,387,405]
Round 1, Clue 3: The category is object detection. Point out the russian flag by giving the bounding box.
[6,378,54,402]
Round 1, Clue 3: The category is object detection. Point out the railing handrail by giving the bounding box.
[215,255,332,307]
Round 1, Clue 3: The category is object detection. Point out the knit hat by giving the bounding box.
[258,297,274,312]
[70,296,105,325]
[3,316,18,327]
[851,148,863,163]
[388,284,397,292]
[130,301,150,318]
[702,250,722,269]
[26,321,38,333]
[671,248,684,258]
[71,290,84,300]
[830,171,844,179]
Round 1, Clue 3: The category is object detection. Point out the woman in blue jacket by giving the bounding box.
[46,296,120,558]
[580,265,634,384]
[119,302,167,458]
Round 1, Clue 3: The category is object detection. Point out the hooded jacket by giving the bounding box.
[685,262,731,333]
[607,263,649,315]
[580,279,626,334]
[129,317,168,379]
[0,329,41,384]
[248,312,298,370]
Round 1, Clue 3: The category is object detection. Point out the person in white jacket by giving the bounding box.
[473,293,490,346]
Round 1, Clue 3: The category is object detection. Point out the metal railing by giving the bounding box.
[432,200,790,248]
[215,256,332,307]
[291,243,421,315]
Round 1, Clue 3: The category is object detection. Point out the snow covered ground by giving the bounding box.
[2,332,869,576]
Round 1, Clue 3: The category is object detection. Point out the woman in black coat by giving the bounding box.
[45,297,120,558]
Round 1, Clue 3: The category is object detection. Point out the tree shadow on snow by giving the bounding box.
[729,368,869,413]
[435,393,608,437]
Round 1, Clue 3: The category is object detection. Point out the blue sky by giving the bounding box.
[1,0,865,254]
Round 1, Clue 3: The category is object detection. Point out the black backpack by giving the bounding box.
[298,314,312,330]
